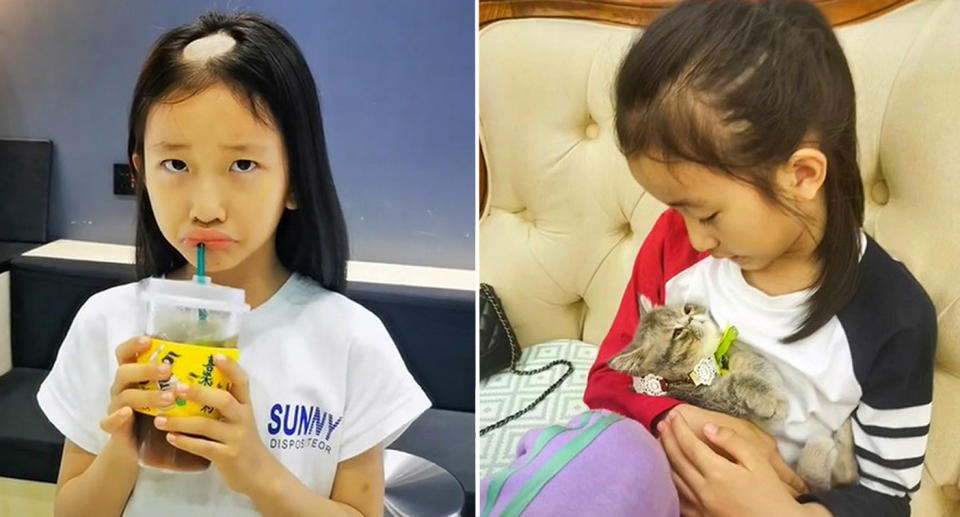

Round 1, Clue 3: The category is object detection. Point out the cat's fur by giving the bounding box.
[608,296,857,491]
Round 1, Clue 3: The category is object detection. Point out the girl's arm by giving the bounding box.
[53,336,161,517]
[54,438,139,517]
[797,273,937,516]
[248,444,384,517]
[584,209,703,429]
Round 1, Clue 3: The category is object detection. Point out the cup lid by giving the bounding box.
[139,277,250,313]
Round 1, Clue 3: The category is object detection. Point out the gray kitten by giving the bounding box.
[608,296,857,492]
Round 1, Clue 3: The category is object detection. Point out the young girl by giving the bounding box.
[480,1,935,516]
[36,11,430,517]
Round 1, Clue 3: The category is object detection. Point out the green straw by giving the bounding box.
[197,243,206,279]
[197,243,207,321]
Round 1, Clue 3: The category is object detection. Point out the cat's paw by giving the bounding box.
[772,397,789,421]
[751,395,789,422]
[797,437,838,492]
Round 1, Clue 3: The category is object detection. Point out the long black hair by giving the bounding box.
[615,0,864,343]
[127,11,348,293]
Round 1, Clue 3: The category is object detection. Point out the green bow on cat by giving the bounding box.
[714,324,738,375]
[689,323,738,386]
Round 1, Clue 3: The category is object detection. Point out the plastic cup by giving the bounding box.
[133,276,249,473]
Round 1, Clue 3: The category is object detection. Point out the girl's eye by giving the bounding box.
[700,212,719,224]
[161,159,188,173]
[672,328,684,340]
[230,160,258,173]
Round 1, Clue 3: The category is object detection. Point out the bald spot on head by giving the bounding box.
[182,32,237,63]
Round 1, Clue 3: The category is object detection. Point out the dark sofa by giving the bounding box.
[0,138,52,269]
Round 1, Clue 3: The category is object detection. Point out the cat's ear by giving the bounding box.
[638,295,654,319]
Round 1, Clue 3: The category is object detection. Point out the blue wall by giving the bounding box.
[0,0,475,269]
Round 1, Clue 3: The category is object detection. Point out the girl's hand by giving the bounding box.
[658,411,806,517]
[103,336,174,462]
[668,405,807,497]
[155,355,277,496]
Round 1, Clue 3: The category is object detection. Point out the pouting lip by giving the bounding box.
[184,239,235,251]
[182,229,236,244]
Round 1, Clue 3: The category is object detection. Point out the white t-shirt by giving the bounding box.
[37,272,432,516]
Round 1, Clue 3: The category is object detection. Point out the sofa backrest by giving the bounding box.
[10,256,135,370]
[0,139,52,243]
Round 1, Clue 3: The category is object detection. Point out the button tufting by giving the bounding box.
[585,123,599,140]
[871,180,889,205]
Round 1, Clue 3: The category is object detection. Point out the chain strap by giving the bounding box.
[478,284,574,437]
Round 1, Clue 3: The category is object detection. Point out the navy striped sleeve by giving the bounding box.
[800,237,937,516]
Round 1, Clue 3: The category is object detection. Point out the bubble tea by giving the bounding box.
[134,270,249,472]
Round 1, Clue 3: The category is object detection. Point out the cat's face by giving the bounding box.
[608,300,723,382]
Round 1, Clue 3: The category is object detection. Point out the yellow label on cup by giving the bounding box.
[135,338,240,419]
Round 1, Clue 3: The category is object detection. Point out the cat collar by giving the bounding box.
[633,324,739,396]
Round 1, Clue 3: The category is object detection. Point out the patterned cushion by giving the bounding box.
[477,339,598,481]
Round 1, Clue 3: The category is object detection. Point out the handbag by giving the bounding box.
[479,283,515,380]
[478,283,574,436]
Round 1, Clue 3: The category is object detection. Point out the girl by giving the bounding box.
[36,11,430,517]
[481,1,935,516]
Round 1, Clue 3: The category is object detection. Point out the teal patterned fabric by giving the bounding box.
[477,339,598,481]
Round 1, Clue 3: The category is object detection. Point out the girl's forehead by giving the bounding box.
[629,155,725,204]
[144,84,278,144]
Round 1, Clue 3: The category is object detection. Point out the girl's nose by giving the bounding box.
[686,222,719,253]
[190,202,227,225]
[189,175,227,224]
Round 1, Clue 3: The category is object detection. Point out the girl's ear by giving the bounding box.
[285,191,298,210]
[778,147,827,202]
[131,153,143,174]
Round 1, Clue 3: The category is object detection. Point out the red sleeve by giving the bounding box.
[583,209,708,431]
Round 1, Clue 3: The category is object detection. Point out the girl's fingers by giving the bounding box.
[658,419,707,492]
[700,423,762,471]
[176,383,243,422]
[155,416,234,444]
[670,413,729,475]
[768,453,808,496]
[100,406,133,434]
[115,336,152,365]
[118,387,176,411]
[165,432,228,461]
[670,469,700,508]
[111,362,171,395]
[212,355,250,405]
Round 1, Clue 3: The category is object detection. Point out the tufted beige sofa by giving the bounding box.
[478,0,960,514]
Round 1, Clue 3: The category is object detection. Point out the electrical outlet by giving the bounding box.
[114,163,136,195]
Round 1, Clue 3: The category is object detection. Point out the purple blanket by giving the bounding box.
[479,410,679,516]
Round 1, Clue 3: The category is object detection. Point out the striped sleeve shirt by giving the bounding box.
[584,209,936,516]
